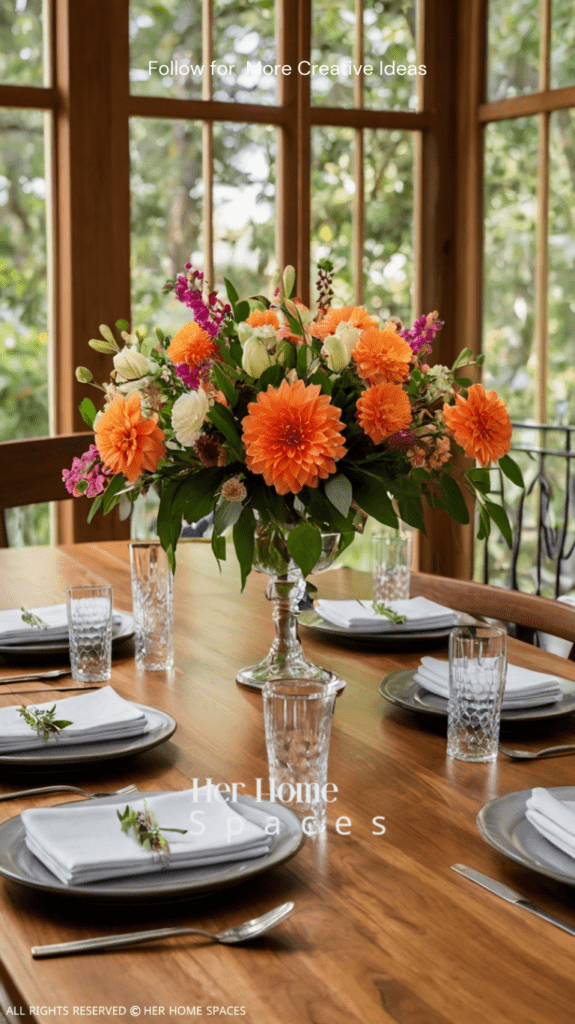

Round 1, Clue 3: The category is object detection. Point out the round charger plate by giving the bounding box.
[298,609,456,649]
[0,793,305,901]
[0,703,176,768]
[379,668,575,723]
[0,611,135,659]
[477,786,575,887]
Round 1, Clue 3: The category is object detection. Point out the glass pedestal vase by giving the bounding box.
[236,527,344,690]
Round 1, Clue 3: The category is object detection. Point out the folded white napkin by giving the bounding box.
[526,788,575,859]
[0,605,123,646]
[414,656,563,708]
[0,686,148,753]
[22,786,273,884]
[314,596,459,633]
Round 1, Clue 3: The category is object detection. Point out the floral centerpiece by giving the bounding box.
[64,260,521,686]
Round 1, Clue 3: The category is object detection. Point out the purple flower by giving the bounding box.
[401,313,443,355]
[173,264,232,338]
[175,363,202,390]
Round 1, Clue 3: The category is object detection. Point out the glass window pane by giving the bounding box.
[551,0,575,92]
[212,0,277,105]
[483,117,539,420]
[0,0,45,86]
[130,0,203,98]
[130,117,204,331]
[212,122,276,296]
[487,0,539,102]
[548,109,575,423]
[363,1,418,112]
[363,128,414,321]
[310,126,355,303]
[311,0,356,109]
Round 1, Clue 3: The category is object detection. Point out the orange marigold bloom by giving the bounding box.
[246,309,280,330]
[356,383,412,445]
[167,321,217,367]
[241,378,347,495]
[311,305,378,341]
[352,327,413,385]
[95,393,166,483]
[443,383,512,467]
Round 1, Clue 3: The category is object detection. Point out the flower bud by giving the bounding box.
[88,339,117,354]
[113,347,150,381]
[283,265,296,298]
[241,337,273,378]
[75,366,93,383]
[321,322,360,371]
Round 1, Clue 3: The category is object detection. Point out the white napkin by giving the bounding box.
[314,596,459,633]
[0,686,148,753]
[414,656,563,708]
[0,605,123,646]
[526,788,575,859]
[22,786,273,884]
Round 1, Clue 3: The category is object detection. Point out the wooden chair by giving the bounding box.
[0,432,94,546]
[411,570,575,661]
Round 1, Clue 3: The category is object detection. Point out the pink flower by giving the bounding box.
[62,445,112,498]
[401,312,443,355]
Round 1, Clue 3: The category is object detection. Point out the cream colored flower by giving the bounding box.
[241,337,273,378]
[221,477,247,503]
[113,347,149,381]
[171,389,209,447]
[321,321,361,372]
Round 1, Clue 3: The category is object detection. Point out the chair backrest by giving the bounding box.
[411,570,575,660]
[0,432,94,546]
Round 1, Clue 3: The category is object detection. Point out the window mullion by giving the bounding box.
[202,0,214,287]
[353,0,364,305]
[535,0,551,424]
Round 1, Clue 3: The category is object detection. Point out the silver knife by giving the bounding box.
[452,864,575,937]
[0,669,71,685]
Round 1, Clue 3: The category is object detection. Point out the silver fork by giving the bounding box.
[31,902,295,958]
[499,743,575,760]
[0,783,137,802]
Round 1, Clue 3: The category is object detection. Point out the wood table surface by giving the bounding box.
[1,541,575,1024]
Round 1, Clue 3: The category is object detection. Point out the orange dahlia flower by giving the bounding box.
[352,327,413,384]
[246,309,280,330]
[95,393,166,483]
[167,321,217,367]
[356,383,412,445]
[241,379,347,495]
[443,383,512,466]
[311,305,378,341]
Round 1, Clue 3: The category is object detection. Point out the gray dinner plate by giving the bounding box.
[0,703,176,768]
[0,611,135,658]
[0,793,305,901]
[379,668,575,722]
[299,609,456,649]
[477,786,575,887]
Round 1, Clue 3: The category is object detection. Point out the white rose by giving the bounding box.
[117,377,150,399]
[321,321,361,372]
[252,324,277,345]
[242,337,273,378]
[171,389,209,447]
[113,347,149,381]
[237,322,253,344]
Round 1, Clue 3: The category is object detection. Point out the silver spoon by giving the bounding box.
[0,783,137,802]
[31,902,295,958]
[499,743,575,760]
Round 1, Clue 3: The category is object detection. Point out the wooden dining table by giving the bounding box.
[2,540,575,1023]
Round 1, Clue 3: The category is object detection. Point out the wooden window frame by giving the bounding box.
[1,0,464,575]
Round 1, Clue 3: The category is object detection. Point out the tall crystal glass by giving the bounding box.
[447,625,507,762]
[66,585,113,683]
[236,524,342,690]
[129,542,174,671]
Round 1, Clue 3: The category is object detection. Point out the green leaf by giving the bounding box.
[156,481,181,571]
[280,300,304,339]
[115,319,130,331]
[454,377,472,388]
[296,342,309,377]
[247,293,271,309]
[87,492,104,523]
[397,495,426,533]
[451,348,473,371]
[214,498,243,535]
[498,454,524,489]
[212,362,238,408]
[235,300,250,322]
[181,467,223,523]
[224,277,239,308]
[477,502,491,541]
[440,473,470,524]
[258,364,284,391]
[233,506,256,590]
[88,339,116,354]
[345,469,398,529]
[466,467,491,495]
[286,523,322,577]
[485,500,513,547]
[79,397,97,428]
[207,404,244,462]
[309,369,333,394]
[324,474,353,518]
[211,532,226,563]
[102,474,127,515]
